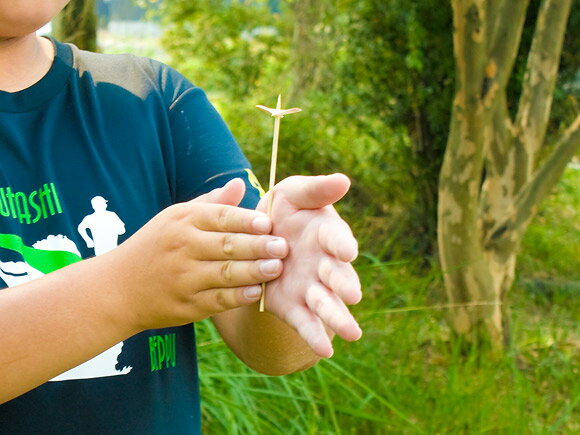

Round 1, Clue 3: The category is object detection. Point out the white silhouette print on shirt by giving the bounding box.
[78,196,126,255]
[50,197,132,381]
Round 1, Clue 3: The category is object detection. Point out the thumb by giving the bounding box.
[275,174,351,210]
[192,178,247,206]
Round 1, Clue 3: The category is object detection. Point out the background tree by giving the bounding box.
[53,0,98,52]
[334,0,455,258]
[159,0,290,99]
[439,0,579,349]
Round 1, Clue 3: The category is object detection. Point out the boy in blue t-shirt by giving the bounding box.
[0,2,362,432]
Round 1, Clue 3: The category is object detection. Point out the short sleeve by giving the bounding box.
[167,86,263,209]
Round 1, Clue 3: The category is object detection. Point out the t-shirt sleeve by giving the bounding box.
[167,85,264,209]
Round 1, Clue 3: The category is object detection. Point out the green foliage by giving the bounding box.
[53,0,98,52]
[333,0,455,255]
[157,0,292,99]
[336,0,454,152]
[156,0,427,257]
[519,167,580,284]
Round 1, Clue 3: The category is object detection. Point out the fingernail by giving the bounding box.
[252,216,271,233]
[266,238,287,257]
[260,259,281,276]
[244,285,262,300]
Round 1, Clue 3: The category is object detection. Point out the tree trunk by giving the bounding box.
[53,0,98,52]
[288,0,327,101]
[439,0,578,350]
[439,113,517,349]
[409,107,440,259]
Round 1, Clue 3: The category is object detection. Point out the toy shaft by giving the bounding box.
[260,115,281,312]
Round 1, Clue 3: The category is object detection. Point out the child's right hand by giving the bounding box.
[107,179,286,332]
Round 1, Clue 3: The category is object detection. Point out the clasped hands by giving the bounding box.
[114,173,362,358]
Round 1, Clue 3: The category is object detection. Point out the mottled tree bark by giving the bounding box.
[439,0,578,349]
[53,0,98,52]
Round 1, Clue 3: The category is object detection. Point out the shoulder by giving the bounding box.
[67,43,195,108]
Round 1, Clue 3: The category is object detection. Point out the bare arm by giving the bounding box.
[0,180,286,403]
[212,304,325,376]
[0,255,136,402]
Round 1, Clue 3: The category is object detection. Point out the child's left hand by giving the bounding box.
[257,174,362,357]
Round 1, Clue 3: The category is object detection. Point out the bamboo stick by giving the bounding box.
[256,95,302,312]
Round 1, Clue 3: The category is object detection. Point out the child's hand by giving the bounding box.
[258,174,362,357]
[109,179,288,332]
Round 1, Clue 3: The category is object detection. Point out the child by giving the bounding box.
[0,1,362,433]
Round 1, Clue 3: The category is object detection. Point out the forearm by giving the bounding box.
[212,304,332,376]
[0,255,138,403]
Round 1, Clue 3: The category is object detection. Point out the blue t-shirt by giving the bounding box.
[0,38,261,434]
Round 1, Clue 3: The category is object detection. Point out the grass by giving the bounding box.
[194,255,579,433]
[194,169,579,434]
[195,284,579,434]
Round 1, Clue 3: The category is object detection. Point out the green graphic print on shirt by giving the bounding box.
[0,183,63,225]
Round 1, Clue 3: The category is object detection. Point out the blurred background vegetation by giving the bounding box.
[53,0,579,432]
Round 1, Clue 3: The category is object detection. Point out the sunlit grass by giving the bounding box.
[195,250,579,433]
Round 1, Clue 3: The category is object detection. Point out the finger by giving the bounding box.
[284,305,334,358]
[193,285,263,317]
[305,282,362,342]
[194,233,288,260]
[190,203,272,234]
[274,174,351,210]
[318,218,358,262]
[318,258,362,305]
[197,258,283,289]
[192,178,246,206]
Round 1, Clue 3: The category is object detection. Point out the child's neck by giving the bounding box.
[0,34,54,93]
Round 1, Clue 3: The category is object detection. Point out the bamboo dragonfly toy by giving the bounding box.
[255,95,302,312]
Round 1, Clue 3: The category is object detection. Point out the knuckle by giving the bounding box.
[329,269,343,293]
[220,260,234,284]
[306,287,324,314]
[311,296,325,314]
[165,232,188,254]
[284,306,301,328]
[214,290,230,311]
[222,234,235,257]
[318,259,331,281]
[217,207,231,231]
[167,202,189,222]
